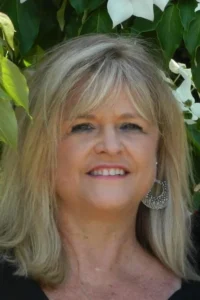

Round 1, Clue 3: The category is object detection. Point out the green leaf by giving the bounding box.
[132,5,163,34]
[87,0,106,12]
[184,12,200,57]
[17,0,40,55]
[69,0,88,14]
[0,38,4,56]
[81,7,113,34]
[52,0,63,8]
[57,0,67,31]
[187,124,200,151]
[156,4,183,60]
[0,57,29,112]
[178,0,196,31]
[0,86,11,102]
[192,46,200,91]
[2,0,40,55]
[65,13,82,38]
[23,45,45,67]
[69,0,106,15]
[193,192,200,210]
[192,145,200,181]
[0,99,17,148]
[0,12,15,50]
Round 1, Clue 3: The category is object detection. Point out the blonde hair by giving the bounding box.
[0,34,198,286]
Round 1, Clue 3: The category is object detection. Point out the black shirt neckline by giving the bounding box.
[35,279,187,300]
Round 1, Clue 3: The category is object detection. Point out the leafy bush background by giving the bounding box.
[0,0,200,208]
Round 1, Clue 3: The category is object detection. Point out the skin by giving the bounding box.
[44,91,181,299]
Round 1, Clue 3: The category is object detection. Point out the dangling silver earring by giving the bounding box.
[142,179,168,210]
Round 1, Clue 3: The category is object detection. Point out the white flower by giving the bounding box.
[191,103,200,118]
[172,79,200,123]
[169,59,186,74]
[184,118,197,125]
[172,79,195,105]
[107,0,169,27]
[169,59,200,123]
[169,59,193,84]
[195,0,200,12]
[20,0,27,3]
[194,183,200,192]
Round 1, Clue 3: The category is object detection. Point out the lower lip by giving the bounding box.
[87,174,129,180]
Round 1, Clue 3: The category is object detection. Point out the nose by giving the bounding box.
[94,125,123,155]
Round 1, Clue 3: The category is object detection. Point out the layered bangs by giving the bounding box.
[61,54,159,129]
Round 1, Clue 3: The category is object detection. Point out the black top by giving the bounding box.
[0,262,200,300]
[0,211,200,299]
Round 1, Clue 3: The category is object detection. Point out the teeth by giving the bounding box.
[102,169,109,176]
[90,168,126,176]
[119,169,124,175]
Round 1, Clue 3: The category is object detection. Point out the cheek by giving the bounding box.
[128,136,158,163]
[55,142,74,184]
[55,139,88,181]
[55,142,78,200]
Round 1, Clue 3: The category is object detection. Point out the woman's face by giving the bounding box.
[55,91,159,215]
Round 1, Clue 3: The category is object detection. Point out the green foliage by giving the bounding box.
[69,0,106,14]
[1,57,29,112]
[132,6,163,33]
[57,0,67,31]
[178,0,196,31]
[0,11,29,148]
[0,0,200,208]
[192,46,200,91]
[81,7,114,34]
[0,99,17,147]
[187,124,200,152]
[1,0,40,55]
[0,12,15,50]
[156,4,183,60]
[184,12,200,58]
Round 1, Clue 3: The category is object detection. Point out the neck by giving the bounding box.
[57,207,148,285]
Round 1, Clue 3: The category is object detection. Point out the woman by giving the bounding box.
[0,34,200,299]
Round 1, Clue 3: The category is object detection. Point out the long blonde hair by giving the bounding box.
[0,34,198,286]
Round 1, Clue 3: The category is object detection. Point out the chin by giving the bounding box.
[87,196,135,211]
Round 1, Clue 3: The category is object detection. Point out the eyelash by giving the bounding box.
[70,123,143,133]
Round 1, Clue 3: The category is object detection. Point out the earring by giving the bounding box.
[142,179,168,210]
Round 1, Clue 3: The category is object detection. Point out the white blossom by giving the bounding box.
[172,79,194,107]
[191,103,200,118]
[169,59,193,84]
[169,59,185,74]
[172,78,200,123]
[195,0,200,12]
[20,0,28,3]
[107,0,169,27]
[169,59,200,123]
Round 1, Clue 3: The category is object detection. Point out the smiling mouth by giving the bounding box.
[87,170,129,178]
[87,166,130,178]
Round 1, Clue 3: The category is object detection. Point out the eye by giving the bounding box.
[120,123,143,131]
[70,123,94,133]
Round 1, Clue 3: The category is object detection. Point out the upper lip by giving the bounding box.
[87,164,130,173]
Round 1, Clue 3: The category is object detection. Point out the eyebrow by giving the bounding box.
[75,113,139,120]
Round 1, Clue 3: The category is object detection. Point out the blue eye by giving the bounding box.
[71,123,94,133]
[120,123,143,131]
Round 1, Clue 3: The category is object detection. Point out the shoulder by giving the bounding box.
[0,259,46,300]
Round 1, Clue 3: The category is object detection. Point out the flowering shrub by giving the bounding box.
[0,0,200,206]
